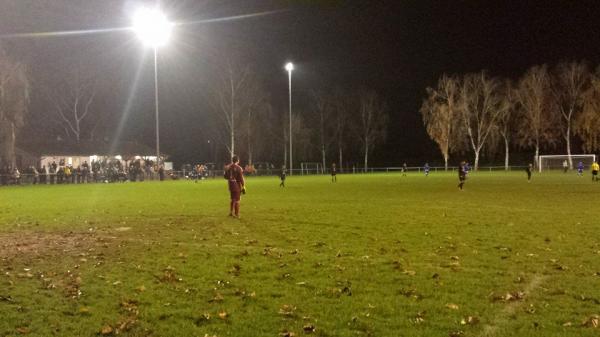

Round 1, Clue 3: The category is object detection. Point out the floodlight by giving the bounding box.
[132,7,173,48]
[285,62,294,72]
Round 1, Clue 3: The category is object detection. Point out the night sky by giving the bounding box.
[2,0,600,166]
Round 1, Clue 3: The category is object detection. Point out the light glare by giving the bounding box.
[285,62,294,72]
[132,7,173,47]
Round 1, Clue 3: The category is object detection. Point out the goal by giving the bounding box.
[538,154,597,172]
[300,162,323,175]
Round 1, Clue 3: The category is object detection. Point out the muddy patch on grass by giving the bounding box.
[0,231,111,260]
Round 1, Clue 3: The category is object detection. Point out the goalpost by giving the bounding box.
[538,154,597,172]
[300,162,323,175]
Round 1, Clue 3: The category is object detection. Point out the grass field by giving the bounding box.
[1,172,599,337]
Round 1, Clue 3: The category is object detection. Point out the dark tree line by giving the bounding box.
[421,61,600,170]
[204,58,389,171]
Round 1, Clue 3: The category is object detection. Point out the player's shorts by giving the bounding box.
[228,180,241,201]
[459,175,466,182]
[593,170,598,176]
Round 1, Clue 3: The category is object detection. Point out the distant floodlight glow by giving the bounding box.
[132,7,173,47]
[285,62,294,72]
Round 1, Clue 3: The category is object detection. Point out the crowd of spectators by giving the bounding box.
[0,158,166,186]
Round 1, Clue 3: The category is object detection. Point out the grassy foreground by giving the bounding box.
[1,172,599,337]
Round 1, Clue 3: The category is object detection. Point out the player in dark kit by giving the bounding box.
[331,163,337,182]
[224,155,245,218]
[458,161,467,190]
[526,163,533,182]
[279,165,286,187]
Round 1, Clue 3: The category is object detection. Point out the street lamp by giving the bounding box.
[132,7,173,168]
[285,62,294,175]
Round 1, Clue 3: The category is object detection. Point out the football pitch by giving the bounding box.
[1,172,599,337]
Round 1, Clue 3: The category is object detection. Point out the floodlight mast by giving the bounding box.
[285,62,294,175]
[132,7,173,170]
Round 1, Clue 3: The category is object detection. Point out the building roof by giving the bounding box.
[19,140,159,158]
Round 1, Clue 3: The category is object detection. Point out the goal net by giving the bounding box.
[300,162,323,175]
[538,154,597,172]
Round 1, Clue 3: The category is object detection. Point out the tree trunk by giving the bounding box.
[247,111,252,165]
[566,124,572,169]
[504,137,510,171]
[321,144,326,175]
[534,146,539,170]
[444,155,449,171]
[364,141,369,172]
[338,146,343,173]
[230,120,235,158]
[0,121,17,168]
[474,150,480,171]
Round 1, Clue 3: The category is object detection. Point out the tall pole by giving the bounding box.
[288,69,293,175]
[154,47,160,167]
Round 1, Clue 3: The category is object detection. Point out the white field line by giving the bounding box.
[479,274,547,337]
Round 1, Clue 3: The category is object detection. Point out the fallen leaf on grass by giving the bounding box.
[279,304,296,317]
[412,311,426,324]
[460,316,479,325]
[562,321,572,327]
[209,292,224,303]
[582,315,599,328]
[229,264,241,276]
[116,317,137,333]
[100,325,113,335]
[160,266,182,282]
[195,312,211,326]
[491,291,525,302]
[446,303,459,310]
[16,327,30,335]
[448,331,464,337]
[303,324,315,333]
[218,311,228,320]
[279,331,296,337]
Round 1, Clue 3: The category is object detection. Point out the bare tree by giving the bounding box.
[210,60,253,158]
[356,89,388,171]
[0,47,30,167]
[49,72,97,143]
[420,74,461,170]
[331,88,350,172]
[459,71,507,170]
[575,66,600,153]
[239,78,270,165]
[550,61,589,168]
[497,79,518,170]
[516,65,557,165]
[311,90,334,172]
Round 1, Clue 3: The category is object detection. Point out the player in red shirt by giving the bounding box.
[224,155,246,218]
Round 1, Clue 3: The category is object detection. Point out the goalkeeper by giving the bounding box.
[224,155,246,218]
[592,161,599,182]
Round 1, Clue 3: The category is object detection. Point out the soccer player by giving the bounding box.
[224,155,245,218]
[424,163,430,176]
[402,163,407,176]
[279,165,286,187]
[331,163,337,182]
[458,161,467,190]
[525,163,533,182]
[592,160,599,182]
[577,161,584,177]
[563,160,568,173]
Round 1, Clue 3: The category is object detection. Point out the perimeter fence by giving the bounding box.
[0,165,534,186]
